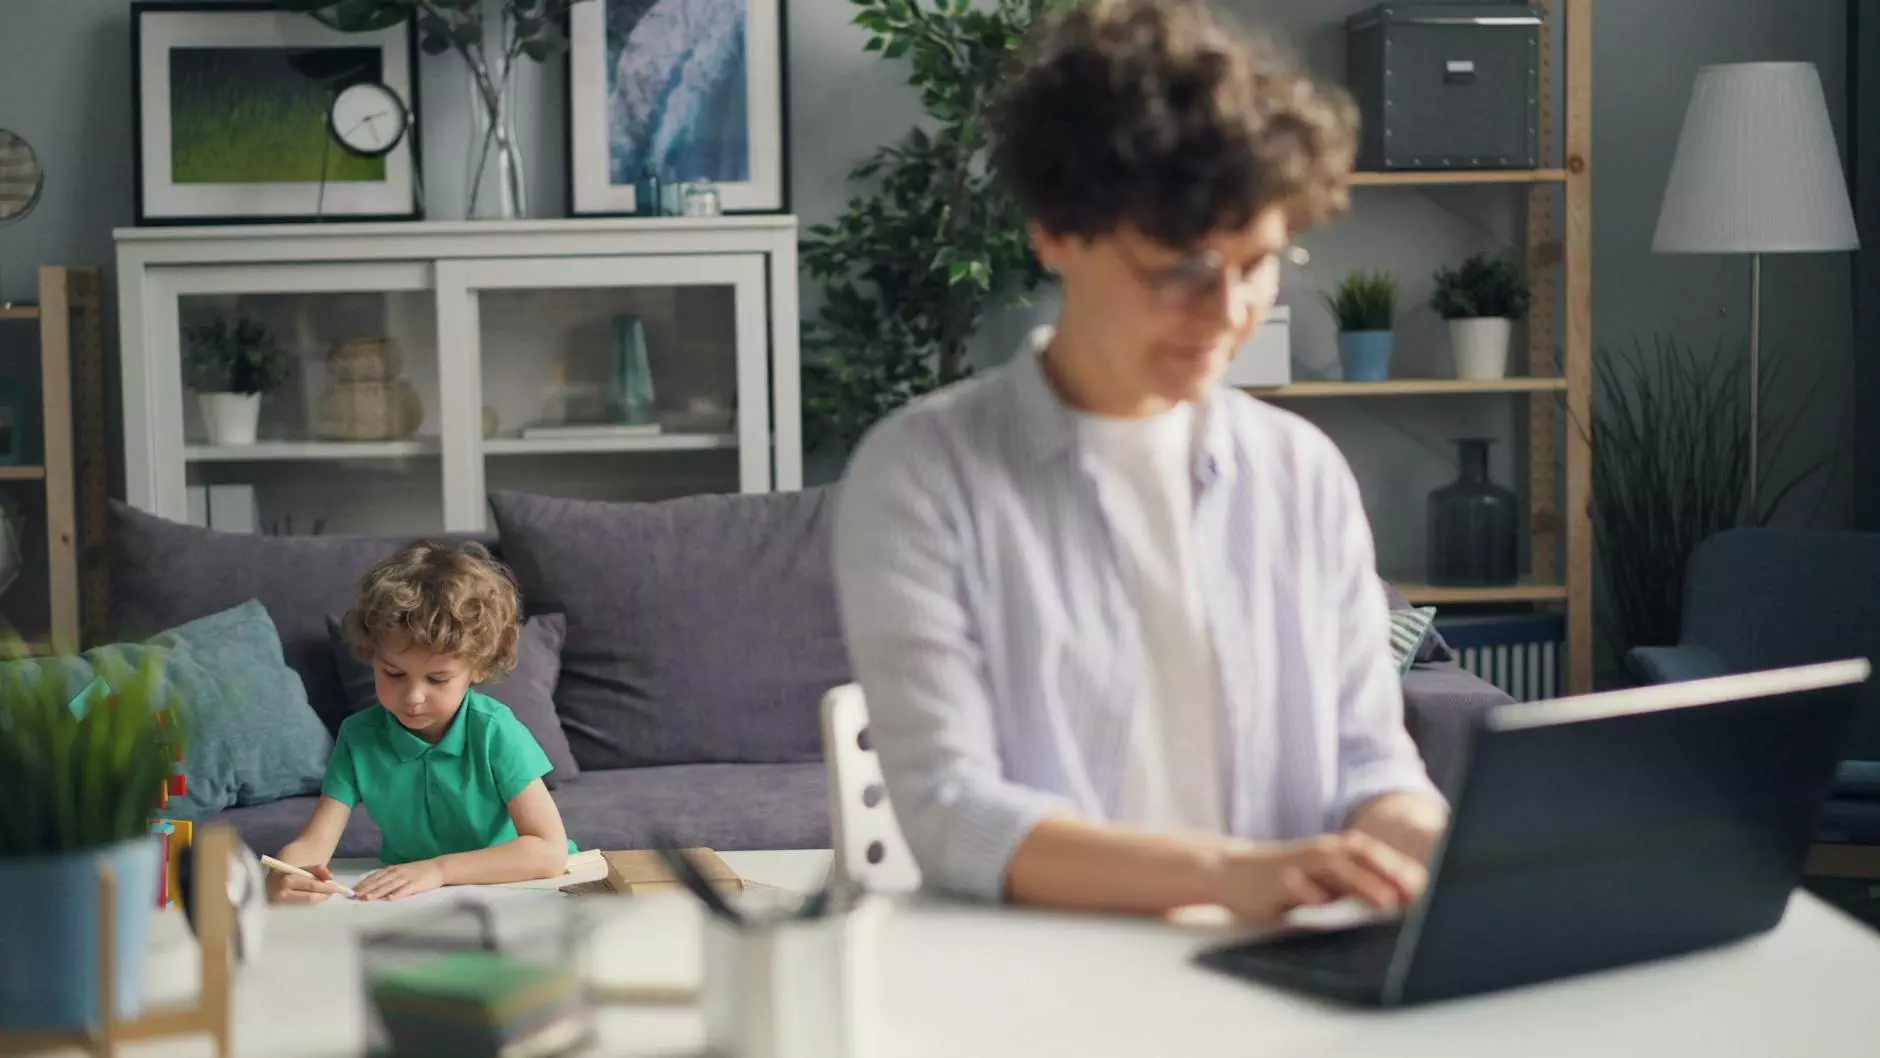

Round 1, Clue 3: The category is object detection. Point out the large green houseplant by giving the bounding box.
[801,0,1062,454]
[0,651,183,1030]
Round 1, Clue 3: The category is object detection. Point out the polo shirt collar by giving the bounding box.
[1007,324,1233,489]
[381,698,470,762]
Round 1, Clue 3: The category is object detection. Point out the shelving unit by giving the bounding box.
[183,439,440,462]
[1348,169,1570,187]
[1395,579,1572,606]
[1252,0,1593,693]
[0,267,107,649]
[117,217,801,534]
[1252,377,1568,399]
[482,433,737,456]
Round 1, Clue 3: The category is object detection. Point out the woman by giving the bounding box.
[833,0,1447,924]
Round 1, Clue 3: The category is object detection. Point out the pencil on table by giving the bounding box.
[260,854,357,898]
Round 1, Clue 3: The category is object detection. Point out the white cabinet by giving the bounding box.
[115,218,801,534]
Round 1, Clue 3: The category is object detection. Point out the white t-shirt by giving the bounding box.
[1077,402,1228,834]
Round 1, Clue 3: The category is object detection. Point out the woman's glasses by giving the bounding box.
[1118,242,1310,312]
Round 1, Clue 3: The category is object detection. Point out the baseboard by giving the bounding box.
[1806,843,1880,879]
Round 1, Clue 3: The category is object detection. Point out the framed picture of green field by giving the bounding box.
[132,2,420,225]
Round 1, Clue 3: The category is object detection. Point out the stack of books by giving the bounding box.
[368,950,586,1058]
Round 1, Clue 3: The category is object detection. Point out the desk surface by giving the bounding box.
[106,853,1880,1058]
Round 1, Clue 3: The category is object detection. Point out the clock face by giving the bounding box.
[328,82,408,159]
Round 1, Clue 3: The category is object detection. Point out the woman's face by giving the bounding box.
[1032,206,1291,414]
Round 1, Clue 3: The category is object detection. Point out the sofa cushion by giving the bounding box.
[488,489,850,769]
[1383,580,1453,663]
[327,612,580,786]
[209,762,830,857]
[109,501,496,734]
[8,600,334,817]
[1388,607,1438,676]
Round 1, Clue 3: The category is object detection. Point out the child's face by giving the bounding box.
[373,647,477,742]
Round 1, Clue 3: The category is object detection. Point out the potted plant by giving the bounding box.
[0,652,182,1031]
[799,0,1060,460]
[1430,253,1532,380]
[183,317,291,446]
[1322,270,1399,382]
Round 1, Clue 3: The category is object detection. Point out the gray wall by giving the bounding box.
[0,0,1857,565]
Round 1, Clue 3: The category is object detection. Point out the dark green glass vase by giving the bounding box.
[1427,438,1518,586]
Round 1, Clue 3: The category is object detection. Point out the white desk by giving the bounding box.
[85,857,1880,1058]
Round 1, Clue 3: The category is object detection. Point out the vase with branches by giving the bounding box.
[278,0,595,218]
[800,0,1062,455]
[1592,334,1832,667]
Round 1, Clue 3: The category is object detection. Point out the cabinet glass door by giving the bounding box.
[140,262,444,535]
[436,254,769,531]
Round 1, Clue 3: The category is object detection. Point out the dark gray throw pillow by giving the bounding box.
[487,488,851,770]
[326,612,580,786]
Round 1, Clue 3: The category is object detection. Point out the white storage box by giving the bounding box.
[1221,306,1291,388]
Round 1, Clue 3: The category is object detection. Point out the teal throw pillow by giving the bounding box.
[1388,607,1438,676]
[2,600,331,817]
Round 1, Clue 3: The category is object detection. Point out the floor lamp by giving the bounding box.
[1652,62,1860,513]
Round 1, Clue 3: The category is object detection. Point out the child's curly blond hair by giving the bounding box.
[342,540,520,681]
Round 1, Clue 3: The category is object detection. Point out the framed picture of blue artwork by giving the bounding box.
[567,0,788,216]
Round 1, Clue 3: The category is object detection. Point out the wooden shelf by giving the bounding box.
[0,305,41,320]
[1395,579,1570,605]
[484,433,738,456]
[1249,378,1567,399]
[184,439,440,462]
[1350,169,1570,187]
[0,465,47,480]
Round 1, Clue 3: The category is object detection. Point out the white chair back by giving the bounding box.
[820,683,921,894]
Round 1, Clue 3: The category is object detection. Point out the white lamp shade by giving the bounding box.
[1653,62,1860,255]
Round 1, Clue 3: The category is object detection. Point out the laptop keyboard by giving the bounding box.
[1203,921,1406,983]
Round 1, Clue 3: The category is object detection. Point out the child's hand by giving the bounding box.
[353,859,446,902]
[266,863,345,905]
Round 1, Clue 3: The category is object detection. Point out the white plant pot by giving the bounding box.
[1448,317,1514,380]
[198,392,262,446]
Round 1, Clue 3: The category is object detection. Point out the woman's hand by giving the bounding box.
[1213,831,1428,925]
[353,859,446,902]
[266,863,345,905]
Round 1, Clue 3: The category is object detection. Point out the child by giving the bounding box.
[269,540,572,904]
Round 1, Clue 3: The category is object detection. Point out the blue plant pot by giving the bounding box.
[0,837,161,1031]
[1338,330,1396,382]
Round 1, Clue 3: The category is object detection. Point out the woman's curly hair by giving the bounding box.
[992,0,1358,248]
[342,540,521,681]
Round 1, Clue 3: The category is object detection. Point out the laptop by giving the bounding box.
[1196,659,1871,1007]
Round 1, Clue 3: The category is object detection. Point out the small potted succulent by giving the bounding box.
[1322,269,1399,382]
[182,317,291,446]
[0,650,182,1031]
[1430,254,1532,380]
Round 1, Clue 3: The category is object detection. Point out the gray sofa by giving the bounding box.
[108,488,1508,860]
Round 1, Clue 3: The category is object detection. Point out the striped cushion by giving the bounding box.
[1388,607,1438,676]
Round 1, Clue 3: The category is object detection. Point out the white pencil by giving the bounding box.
[259,855,357,898]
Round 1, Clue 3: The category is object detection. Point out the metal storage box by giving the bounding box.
[1345,4,1545,171]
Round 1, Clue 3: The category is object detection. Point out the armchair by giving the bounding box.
[1625,528,1880,847]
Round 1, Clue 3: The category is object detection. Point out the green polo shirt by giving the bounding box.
[322,688,575,865]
